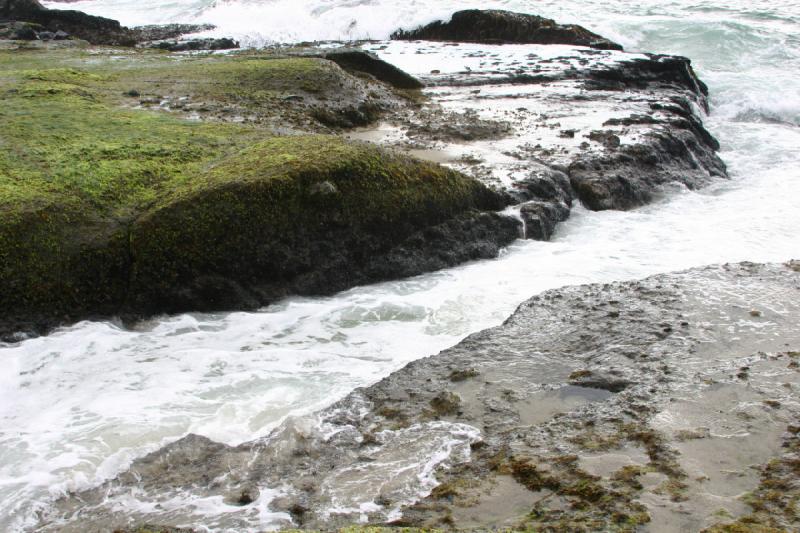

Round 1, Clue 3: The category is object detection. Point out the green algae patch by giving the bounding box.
[0,76,259,326]
[0,48,503,333]
[703,423,800,532]
[130,135,503,313]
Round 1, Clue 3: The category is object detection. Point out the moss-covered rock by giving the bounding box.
[128,135,512,314]
[0,49,514,337]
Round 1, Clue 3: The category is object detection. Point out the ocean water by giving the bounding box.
[4,0,800,529]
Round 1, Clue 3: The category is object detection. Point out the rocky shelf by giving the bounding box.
[37,261,800,531]
[0,4,729,339]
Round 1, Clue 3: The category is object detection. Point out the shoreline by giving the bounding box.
[38,260,800,531]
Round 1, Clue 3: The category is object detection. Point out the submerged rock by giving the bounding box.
[37,262,800,531]
[391,9,623,51]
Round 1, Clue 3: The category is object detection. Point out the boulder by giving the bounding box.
[519,200,571,241]
[324,49,424,90]
[391,9,623,51]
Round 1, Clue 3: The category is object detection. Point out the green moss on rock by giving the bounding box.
[130,135,502,313]
[0,48,509,334]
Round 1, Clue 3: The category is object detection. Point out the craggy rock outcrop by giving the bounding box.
[0,52,515,340]
[0,0,134,44]
[362,34,726,239]
[0,134,515,339]
[131,23,215,42]
[0,1,234,48]
[37,261,800,531]
[392,9,623,51]
[147,36,238,52]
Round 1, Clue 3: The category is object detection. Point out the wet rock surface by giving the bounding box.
[145,36,238,52]
[1,45,518,341]
[0,0,133,44]
[1,0,233,48]
[131,23,215,42]
[354,39,727,239]
[38,261,800,531]
[392,9,623,51]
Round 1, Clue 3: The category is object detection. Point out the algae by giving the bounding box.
[0,45,504,334]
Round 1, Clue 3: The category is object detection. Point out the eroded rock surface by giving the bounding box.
[355,39,726,239]
[38,261,800,531]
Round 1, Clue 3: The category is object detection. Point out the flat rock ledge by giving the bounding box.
[367,10,727,242]
[40,261,800,532]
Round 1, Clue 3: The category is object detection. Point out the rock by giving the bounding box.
[128,137,515,316]
[391,9,623,51]
[568,371,633,392]
[0,58,516,338]
[569,126,727,211]
[587,129,621,149]
[0,1,225,46]
[131,23,215,42]
[13,25,35,39]
[0,0,134,45]
[519,200,570,241]
[365,31,724,236]
[149,36,239,52]
[323,49,424,90]
[405,108,512,142]
[39,262,800,531]
[512,169,574,206]
[586,54,709,103]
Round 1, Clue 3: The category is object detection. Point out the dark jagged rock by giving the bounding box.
[131,23,215,42]
[371,39,726,219]
[586,54,709,102]
[149,36,239,52]
[391,9,623,51]
[511,170,574,207]
[519,200,570,241]
[0,0,134,45]
[568,125,727,211]
[324,49,424,89]
[38,262,800,531]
